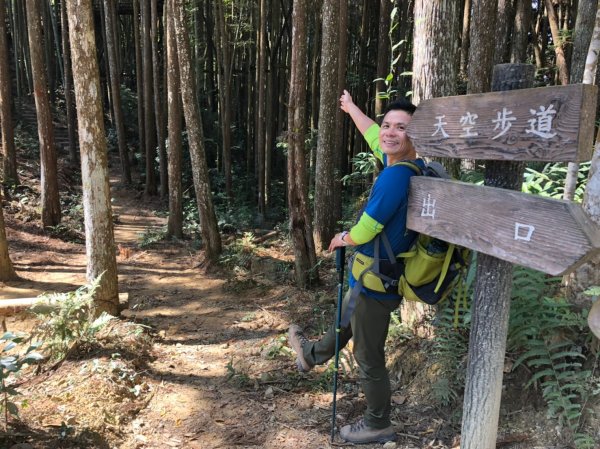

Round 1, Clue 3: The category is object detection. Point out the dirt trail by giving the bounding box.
[3,175,369,449]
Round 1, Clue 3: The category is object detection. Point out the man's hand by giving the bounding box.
[328,231,353,252]
[339,89,375,134]
[340,89,354,113]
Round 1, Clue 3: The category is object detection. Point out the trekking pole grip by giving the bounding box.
[336,246,345,274]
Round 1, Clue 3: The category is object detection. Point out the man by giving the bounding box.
[289,90,424,444]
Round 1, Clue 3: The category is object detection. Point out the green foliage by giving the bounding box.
[13,123,39,157]
[138,226,168,248]
[219,232,256,269]
[264,335,290,360]
[508,267,596,447]
[31,276,116,360]
[523,162,590,202]
[429,299,470,407]
[341,152,377,186]
[0,332,43,430]
[225,358,251,388]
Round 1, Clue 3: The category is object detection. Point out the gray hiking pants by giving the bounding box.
[302,288,402,429]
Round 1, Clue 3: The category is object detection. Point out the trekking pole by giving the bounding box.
[331,245,346,442]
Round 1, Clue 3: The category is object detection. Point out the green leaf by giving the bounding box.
[525,368,555,387]
[6,401,19,417]
[584,286,600,296]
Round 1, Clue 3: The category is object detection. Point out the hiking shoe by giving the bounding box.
[288,324,313,372]
[339,418,395,444]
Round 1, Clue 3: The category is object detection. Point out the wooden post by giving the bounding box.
[460,63,535,449]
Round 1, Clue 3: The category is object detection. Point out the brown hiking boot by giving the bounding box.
[339,418,395,444]
[288,324,313,373]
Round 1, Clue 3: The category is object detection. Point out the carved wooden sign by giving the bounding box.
[406,84,597,162]
[407,177,600,276]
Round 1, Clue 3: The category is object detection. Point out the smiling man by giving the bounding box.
[289,91,424,444]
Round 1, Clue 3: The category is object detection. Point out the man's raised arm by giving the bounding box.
[339,89,375,135]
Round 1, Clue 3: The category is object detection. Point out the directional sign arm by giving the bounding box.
[407,177,600,275]
[406,84,597,162]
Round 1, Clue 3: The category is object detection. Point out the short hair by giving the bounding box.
[383,98,417,117]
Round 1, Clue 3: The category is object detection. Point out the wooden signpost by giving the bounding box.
[404,64,599,449]
[407,177,600,275]
[407,84,597,162]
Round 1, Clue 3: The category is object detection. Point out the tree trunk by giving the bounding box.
[374,0,391,116]
[104,0,131,185]
[60,0,78,165]
[0,0,18,185]
[133,0,145,169]
[288,0,318,287]
[166,6,183,239]
[314,0,339,252]
[151,0,168,197]
[460,0,471,76]
[141,0,157,195]
[256,0,267,220]
[26,0,61,228]
[0,188,17,281]
[334,0,348,225]
[565,5,600,307]
[172,0,222,262]
[545,0,570,86]
[407,0,461,327]
[461,63,535,449]
[511,0,532,63]
[467,0,498,94]
[412,0,460,105]
[563,0,598,201]
[494,0,514,64]
[66,0,119,316]
[213,0,233,201]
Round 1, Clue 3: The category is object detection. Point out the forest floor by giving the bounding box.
[0,151,590,449]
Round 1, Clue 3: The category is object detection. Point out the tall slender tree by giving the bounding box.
[60,0,78,165]
[467,0,498,94]
[133,0,145,169]
[26,0,61,228]
[563,0,598,201]
[104,0,131,185]
[0,0,18,184]
[314,0,340,251]
[66,0,119,315]
[166,6,183,239]
[412,0,460,105]
[151,0,167,197]
[141,0,157,195]
[511,0,532,63]
[213,0,233,201]
[374,0,391,116]
[564,4,600,305]
[172,0,222,262]
[288,0,318,287]
[545,0,570,85]
[256,0,267,219]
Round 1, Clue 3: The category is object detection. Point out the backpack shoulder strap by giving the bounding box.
[391,161,423,176]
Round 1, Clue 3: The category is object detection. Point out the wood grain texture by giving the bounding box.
[406,177,600,275]
[407,84,597,162]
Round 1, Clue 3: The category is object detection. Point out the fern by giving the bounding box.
[508,267,594,447]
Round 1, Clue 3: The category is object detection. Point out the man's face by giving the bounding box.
[379,109,415,162]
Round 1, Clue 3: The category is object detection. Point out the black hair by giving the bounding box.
[383,98,417,117]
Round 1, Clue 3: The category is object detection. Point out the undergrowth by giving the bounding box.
[420,264,599,448]
[30,276,116,361]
